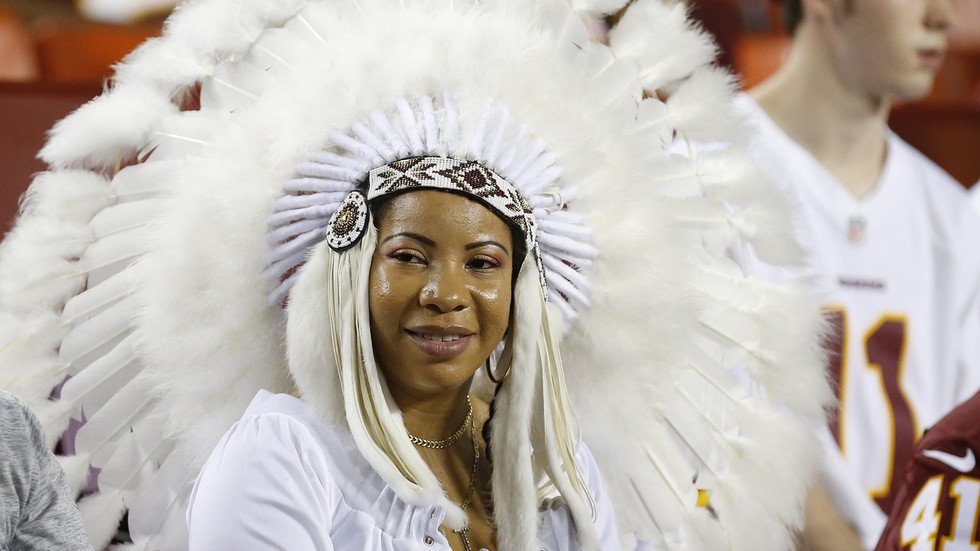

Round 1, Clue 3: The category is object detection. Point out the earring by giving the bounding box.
[485,357,511,385]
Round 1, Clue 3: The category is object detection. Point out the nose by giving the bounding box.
[925,0,953,32]
[419,263,469,313]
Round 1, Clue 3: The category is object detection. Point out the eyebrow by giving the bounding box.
[381,233,510,255]
[465,240,510,255]
[382,232,436,246]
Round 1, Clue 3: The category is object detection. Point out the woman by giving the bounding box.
[187,181,619,549]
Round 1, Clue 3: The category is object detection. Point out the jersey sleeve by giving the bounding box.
[186,412,340,551]
[874,393,980,551]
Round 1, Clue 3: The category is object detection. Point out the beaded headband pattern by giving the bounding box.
[325,156,545,288]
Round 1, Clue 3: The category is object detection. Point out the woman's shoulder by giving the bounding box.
[238,389,332,429]
[198,391,384,505]
[188,392,443,548]
[236,390,379,479]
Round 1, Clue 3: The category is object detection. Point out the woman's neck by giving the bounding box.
[392,385,473,442]
[751,29,891,199]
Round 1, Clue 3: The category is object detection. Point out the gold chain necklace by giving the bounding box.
[408,396,473,449]
[451,413,480,551]
[408,397,483,551]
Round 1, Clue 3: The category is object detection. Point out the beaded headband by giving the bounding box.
[327,156,537,251]
[325,156,546,290]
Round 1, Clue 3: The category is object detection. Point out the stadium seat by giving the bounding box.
[32,20,159,83]
[0,81,100,234]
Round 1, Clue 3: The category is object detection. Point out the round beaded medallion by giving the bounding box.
[326,191,369,252]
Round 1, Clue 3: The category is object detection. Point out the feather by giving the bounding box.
[96,417,176,510]
[59,295,137,374]
[127,451,196,548]
[80,230,147,288]
[633,97,673,149]
[110,161,171,201]
[78,491,127,550]
[62,270,133,326]
[89,200,160,242]
[665,67,742,142]
[584,46,644,110]
[608,0,717,91]
[145,113,214,161]
[255,29,309,75]
[540,0,590,52]
[40,85,176,170]
[58,453,94,498]
[202,64,264,111]
[72,376,155,468]
[59,334,141,420]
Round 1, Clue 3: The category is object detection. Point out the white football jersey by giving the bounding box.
[736,94,980,546]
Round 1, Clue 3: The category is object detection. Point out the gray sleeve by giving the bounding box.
[0,392,92,551]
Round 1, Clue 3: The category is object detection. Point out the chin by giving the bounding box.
[396,357,479,395]
[889,74,937,102]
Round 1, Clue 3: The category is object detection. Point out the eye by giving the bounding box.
[467,255,501,271]
[390,250,426,264]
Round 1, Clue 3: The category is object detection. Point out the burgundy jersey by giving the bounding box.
[876,392,980,551]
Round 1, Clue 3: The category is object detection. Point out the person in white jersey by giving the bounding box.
[736,0,980,548]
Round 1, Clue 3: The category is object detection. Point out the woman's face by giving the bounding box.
[369,190,515,401]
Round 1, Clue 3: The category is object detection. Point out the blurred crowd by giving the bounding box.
[1,0,978,95]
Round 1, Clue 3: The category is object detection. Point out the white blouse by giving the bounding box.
[187,391,622,551]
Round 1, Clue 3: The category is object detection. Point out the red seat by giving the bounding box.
[0,81,100,234]
[32,21,160,83]
[733,32,789,90]
[890,103,980,187]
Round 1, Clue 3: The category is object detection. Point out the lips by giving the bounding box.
[406,326,475,361]
[918,48,945,71]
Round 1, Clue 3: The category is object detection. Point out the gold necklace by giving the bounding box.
[408,396,473,449]
[451,414,480,551]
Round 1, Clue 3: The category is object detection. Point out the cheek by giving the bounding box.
[369,262,408,333]
[474,282,512,338]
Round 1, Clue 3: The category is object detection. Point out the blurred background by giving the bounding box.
[0,0,978,233]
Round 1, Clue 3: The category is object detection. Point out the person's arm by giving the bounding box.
[799,482,864,551]
[187,412,339,550]
[810,428,888,549]
[0,393,91,550]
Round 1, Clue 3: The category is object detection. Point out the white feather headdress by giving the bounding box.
[0,0,830,549]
